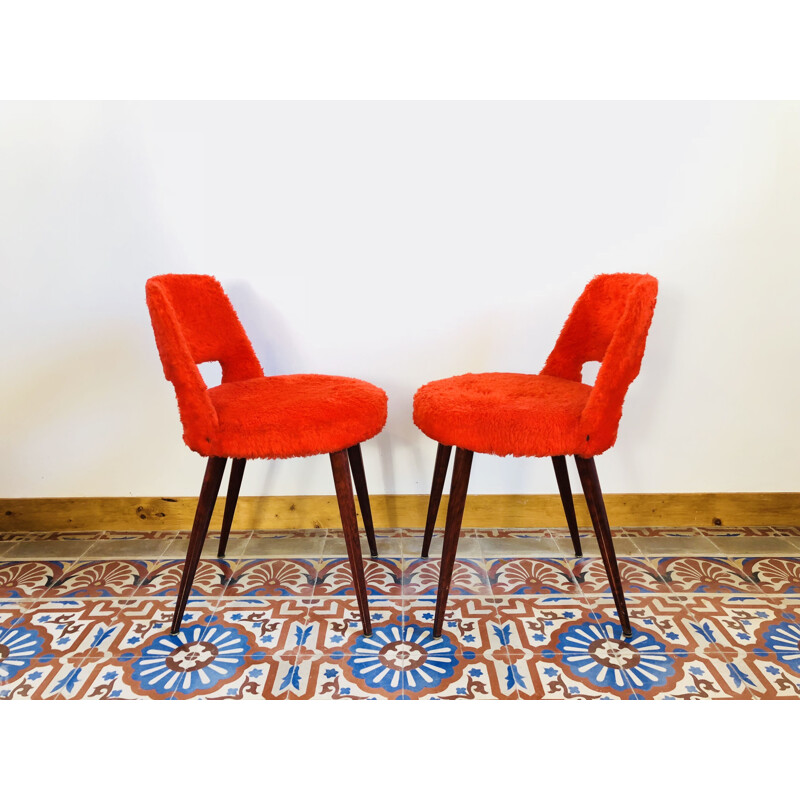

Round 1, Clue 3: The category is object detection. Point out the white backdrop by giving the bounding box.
[1,101,798,498]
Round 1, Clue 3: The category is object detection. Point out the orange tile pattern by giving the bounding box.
[1,526,799,699]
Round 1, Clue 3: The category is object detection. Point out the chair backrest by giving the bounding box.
[146,274,263,450]
[541,273,659,452]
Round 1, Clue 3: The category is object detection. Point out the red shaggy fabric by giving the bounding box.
[413,273,658,458]
[207,375,387,459]
[146,274,387,458]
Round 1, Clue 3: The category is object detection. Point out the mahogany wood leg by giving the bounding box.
[331,449,372,636]
[347,444,378,559]
[171,456,227,634]
[433,447,473,638]
[218,458,246,558]
[551,455,582,557]
[421,443,453,558]
[575,455,632,637]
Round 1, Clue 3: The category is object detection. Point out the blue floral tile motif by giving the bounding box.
[347,624,458,695]
[129,624,249,696]
[557,622,676,692]
[0,626,45,682]
[762,621,800,675]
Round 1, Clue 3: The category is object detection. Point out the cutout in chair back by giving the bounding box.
[542,272,658,452]
[146,274,263,385]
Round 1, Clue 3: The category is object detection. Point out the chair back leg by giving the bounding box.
[347,444,378,558]
[574,456,632,636]
[551,455,583,557]
[172,456,227,634]
[433,447,473,637]
[331,449,372,636]
[422,443,453,557]
[218,458,246,558]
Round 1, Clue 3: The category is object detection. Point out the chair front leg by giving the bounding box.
[347,444,378,559]
[421,443,453,558]
[433,447,473,638]
[575,455,631,637]
[218,458,246,558]
[551,455,582,557]
[331,449,372,636]
[172,456,227,634]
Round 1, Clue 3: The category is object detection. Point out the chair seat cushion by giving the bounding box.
[413,372,593,457]
[201,374,388,459]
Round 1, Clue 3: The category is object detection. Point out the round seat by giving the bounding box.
[204,374,388,459]
[413,372,592,458]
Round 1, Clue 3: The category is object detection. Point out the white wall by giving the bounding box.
[1,101,798,498]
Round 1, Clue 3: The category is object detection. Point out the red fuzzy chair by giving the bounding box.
[413,273,658,637]
[146,274,387,635]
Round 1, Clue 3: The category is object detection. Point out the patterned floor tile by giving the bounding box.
[405,596,507,654]
[225,558,318,596]
[314,558,403,596]
[737,557,800,592]
[137,559,235,597]
[0,656,96,700]
[517,652,636,699]
[714,650,800,699]
[408,648,518,700]
[669,595,797,656]
[41,560,146,598]
[0,561,69,599]
[582,594,742,657]
[403,558,490,595]
[490,528,552,538]
[569,556,671,594]
[616,527,703,538]
[25,531,106,541]
[288,597,405,699]
[702,526,789,537]
[493,596,638,698]
[654,557,760,593]
[2,525,799,700]
[623,650,756,700]
[488,557,581,595]
[769,526,800,538]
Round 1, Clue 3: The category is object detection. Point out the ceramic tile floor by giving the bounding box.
[1,525,799,700]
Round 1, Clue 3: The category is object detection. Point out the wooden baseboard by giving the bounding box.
[1,493,798,532]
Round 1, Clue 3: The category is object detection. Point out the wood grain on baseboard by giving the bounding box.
[1,493,798,532]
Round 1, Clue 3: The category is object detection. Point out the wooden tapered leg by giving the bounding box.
[347,444,378,559]
[551,455,582,557]
[171,456,227,634]
[331,449,372,636]
[575,455,631,636]
[433,447,473,638]
[218,458,246,558]
[421,443,452,558]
